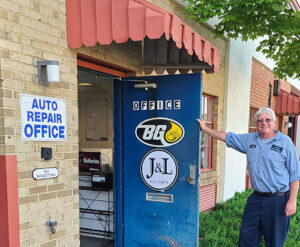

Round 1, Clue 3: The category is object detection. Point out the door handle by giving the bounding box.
[187,165,196,185]
[134,82,157,91]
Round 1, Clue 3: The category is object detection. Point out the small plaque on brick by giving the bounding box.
[32,168,59,180]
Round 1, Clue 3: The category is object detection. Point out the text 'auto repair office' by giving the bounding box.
[0,0,226,246]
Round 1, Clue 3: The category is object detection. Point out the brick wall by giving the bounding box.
[0,0,227,246]
[250,58,291,134]
[250,59,276,110]
[0,1,79,246]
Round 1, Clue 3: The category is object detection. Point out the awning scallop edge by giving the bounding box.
[66,0,220,73]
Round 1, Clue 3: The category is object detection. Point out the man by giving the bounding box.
[197,107,299,247]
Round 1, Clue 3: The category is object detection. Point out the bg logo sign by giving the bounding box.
[135,117,184,147]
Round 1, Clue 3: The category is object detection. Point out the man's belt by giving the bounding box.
[254,191,290,197]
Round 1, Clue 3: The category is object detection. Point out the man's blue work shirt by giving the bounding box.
[226,131,300,193]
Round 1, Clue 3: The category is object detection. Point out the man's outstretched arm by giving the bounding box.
[197,119,227,142]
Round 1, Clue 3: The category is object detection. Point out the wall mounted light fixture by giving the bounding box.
[285,122,293,128]
[37,61,59,84]
[273,79,281,96]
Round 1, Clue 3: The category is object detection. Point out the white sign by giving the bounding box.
[32,168,59,180]
[140,149,178,192]
[20,94,67,141]
[92,175,106,183]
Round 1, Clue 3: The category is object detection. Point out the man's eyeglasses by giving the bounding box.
[256,118,272,124]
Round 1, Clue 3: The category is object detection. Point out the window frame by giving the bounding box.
[200,94,215,171]
[246,107,258,189]
[249,107,258,133]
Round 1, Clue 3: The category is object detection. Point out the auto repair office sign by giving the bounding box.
[20,94,67,141]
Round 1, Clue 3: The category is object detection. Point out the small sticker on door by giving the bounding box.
[135,117,185,147]
[140,149,178,192]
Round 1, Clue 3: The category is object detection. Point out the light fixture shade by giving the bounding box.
[47,64,59,82]
[273,79,281,96]
[37,61,59,84]
[285,122,293,128]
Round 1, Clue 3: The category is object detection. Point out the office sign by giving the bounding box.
[20,94,67,141]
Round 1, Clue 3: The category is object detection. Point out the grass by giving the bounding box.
[199,189,300,247]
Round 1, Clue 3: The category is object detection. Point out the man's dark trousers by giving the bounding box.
[238,192,291,247]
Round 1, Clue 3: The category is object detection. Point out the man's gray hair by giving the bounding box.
[254,107,276,122]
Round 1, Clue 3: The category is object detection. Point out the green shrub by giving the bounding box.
[199,189,300,247]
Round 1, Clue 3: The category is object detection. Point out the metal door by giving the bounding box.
[114,74,202,247]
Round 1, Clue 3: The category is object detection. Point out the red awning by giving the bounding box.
[275,92,300,115]
[290,0,300,11]
[66,0,220,72]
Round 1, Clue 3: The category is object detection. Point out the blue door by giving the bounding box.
[114,74,202,247]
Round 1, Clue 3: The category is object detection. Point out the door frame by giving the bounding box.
[114,79,124,247]
[77,55,129,245]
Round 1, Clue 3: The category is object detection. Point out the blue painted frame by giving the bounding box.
[114,79,124,247]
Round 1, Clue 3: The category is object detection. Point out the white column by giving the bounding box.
[221,38,253,201]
